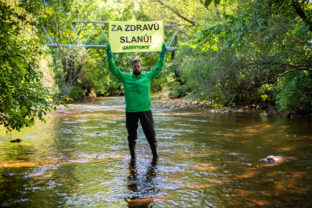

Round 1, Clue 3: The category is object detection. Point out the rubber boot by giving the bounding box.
[129,143,136,162]
[150,143,158,163]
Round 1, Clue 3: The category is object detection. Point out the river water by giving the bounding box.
[1,97,312,208]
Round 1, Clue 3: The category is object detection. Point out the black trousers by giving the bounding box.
[126,110,157,157]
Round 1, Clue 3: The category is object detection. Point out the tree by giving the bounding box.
[52,46,88,100]
[149,0,312,114]
[0,1,63,131]
[47,0,170,99]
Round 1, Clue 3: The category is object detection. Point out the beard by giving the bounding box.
[133,70,141,75]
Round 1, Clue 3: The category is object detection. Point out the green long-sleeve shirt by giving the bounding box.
[107,56,165,112]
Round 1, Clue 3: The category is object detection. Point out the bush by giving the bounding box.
[0,2,62,131]
[169,81,189,98]
[276,71,312,114]
[69,86,85,101]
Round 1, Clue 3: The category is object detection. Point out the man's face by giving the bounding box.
[132,61,142,75]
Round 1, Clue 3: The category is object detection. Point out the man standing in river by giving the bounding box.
[105,42,167,163]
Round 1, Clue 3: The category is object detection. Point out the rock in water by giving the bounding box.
[10,139,22,143]
[264,155,282,163]
[260,113,271,117]
[2,172,14,177]
[222,110,229,115]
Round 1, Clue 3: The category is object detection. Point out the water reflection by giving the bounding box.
[126,159,159,208]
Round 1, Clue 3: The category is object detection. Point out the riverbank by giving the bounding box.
[151,93,311,119]
[152,98,275,115]
[151,91,274,113]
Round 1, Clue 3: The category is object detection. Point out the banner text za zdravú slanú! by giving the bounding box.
[109,21,164,53]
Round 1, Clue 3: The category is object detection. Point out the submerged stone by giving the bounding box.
[260,113,271,117]
[1,172,14,177]
[222,110,230,114]
[10,139,22,143]
[264,155,283,163]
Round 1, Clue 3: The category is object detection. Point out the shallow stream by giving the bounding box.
[1,97,312,207]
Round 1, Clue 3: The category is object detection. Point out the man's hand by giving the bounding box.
[160,42,167,58]
[106,43,113,58]
[162,42,167,51]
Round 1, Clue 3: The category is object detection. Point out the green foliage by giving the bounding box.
[52,46,88,100]
[204,0,221,7]
[167,0,312,113]
[168,81,189,98]
[44,0,171,98]
[276,71,312,113]
[0,1,63,131]
[69,86,85,101]
[204,0,212,7]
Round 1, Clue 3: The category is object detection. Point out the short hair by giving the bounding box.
[132,57,141,65]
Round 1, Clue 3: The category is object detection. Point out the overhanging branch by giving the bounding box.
[242,60,312,77]
[292,0,312,32]
[155,0,196,26]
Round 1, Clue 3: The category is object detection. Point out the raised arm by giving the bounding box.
[147,42,167,81]
[105,44,125,83]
